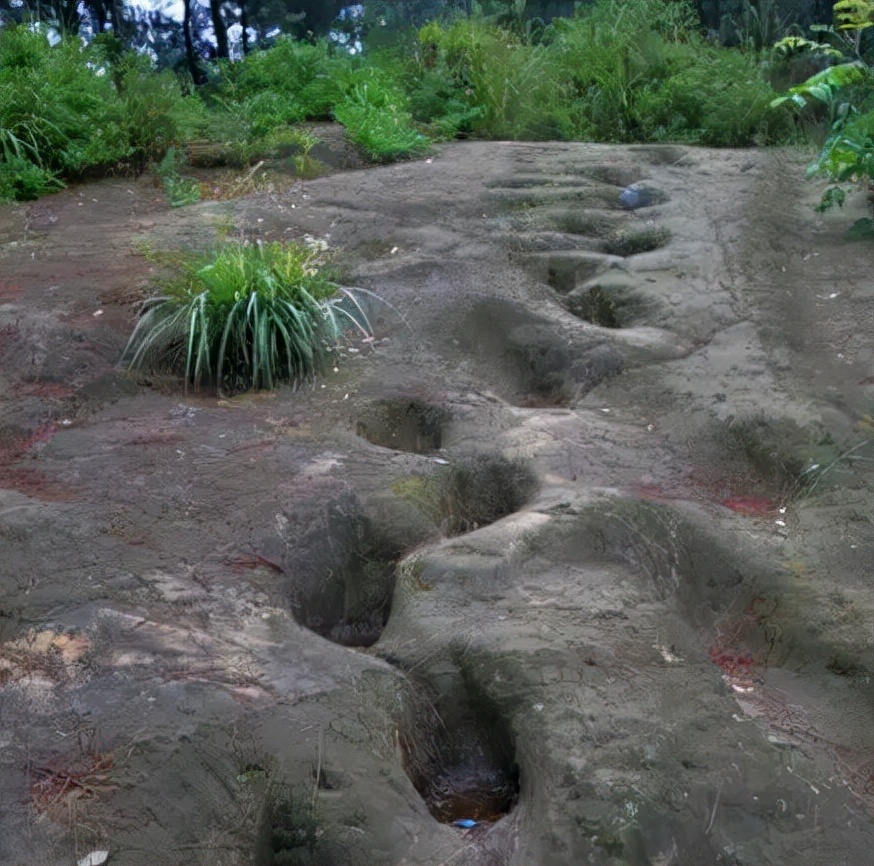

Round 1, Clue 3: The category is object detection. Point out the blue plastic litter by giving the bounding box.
[453,818,478,829]
[619,183,653,209]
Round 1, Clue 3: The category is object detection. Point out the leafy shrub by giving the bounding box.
[0,25,205,197]
[118,60,208,164]
[773,57,874,229]
[214,38,345,122]
[0,28,124,179]
[414,17,564,139]
[809,108,874,232]
[240,90,306,139]
[333,69,429,161]
[122,240,375,394]
[156,147,202,207]
[407,69,484,139]
[767,36,845,91]
[0,156,62,202]
[549,1,790,145]
[550,2,703,141]
[640,48,795,146]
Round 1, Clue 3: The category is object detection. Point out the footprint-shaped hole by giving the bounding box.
[582,164,645,187]
[289,515,400,648]
[602,226,671,257]
[458,300,582,406]
[629,145,689,165]
[566,284,651,329]
[545,253,613,293]
[549,210,623,238]
[356,398,449,454]
[401,671,520,825]
[392,456,536,537]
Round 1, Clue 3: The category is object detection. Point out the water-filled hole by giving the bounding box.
[356,398,449,454]
[392,455,537,537]
[401,673,520,825]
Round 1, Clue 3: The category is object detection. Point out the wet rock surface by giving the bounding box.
[0,139,872,866]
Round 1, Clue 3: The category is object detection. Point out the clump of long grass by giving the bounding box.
[332,68,430,162]
[121,239,375,394]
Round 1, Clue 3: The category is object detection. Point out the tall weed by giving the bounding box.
[333,68,429,161]
[415,18,564,139]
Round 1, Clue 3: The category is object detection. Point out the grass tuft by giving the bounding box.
[121,239,375,395]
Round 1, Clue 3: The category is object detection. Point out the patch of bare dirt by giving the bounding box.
[0,138,872,866]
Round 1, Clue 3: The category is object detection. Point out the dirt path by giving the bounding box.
[1,140,872,866]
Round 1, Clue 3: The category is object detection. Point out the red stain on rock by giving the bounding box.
[632,483,678,501]
[14,382,75,399]
[19,421,58,455]
[0,468,76,501]
[722,495,778,516]
[0,282,23,302]
[709,646,758,678]
[0,423,75,500]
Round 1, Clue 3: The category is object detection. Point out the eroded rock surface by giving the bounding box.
[1,140,872,866]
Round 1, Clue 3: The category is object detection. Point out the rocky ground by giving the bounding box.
[0,136,872,866]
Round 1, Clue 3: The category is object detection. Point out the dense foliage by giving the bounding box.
[1,0,872,203]
[770,0,874,231]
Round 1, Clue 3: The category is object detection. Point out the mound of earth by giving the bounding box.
[1,136,872,866]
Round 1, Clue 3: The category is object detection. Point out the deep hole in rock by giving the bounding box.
[401,670,520,825]
[602,226,671,257]
[538,252,620,295]
[568,285,622,328]
[289,514,401,648]
[457,300,579,406]
[255,781,321,866]
[583,164,644,188]
[356,398,449,454]
[726,416,843,498]
[550,210,622,238]
[507,322,578,406]
[392,455,537,537]
[566,285,650,329]
[629,145,688,165]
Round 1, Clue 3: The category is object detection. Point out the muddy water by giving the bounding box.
[0,141,872,866]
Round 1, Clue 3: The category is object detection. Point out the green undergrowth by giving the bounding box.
[156,147,202,207]
[770,3,874,234]
[121,239,375,394]
[4,1,871,202]
[0,26,205,201]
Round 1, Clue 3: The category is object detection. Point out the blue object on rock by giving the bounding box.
[619,183,653,209]
[453,818,478,829]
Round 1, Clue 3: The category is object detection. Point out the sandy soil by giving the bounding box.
[0,136,872,866]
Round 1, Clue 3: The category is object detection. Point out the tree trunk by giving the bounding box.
[182,0,206,85]
[240,0,250,55]
[209,0,230,60]
[110,0,124,37]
